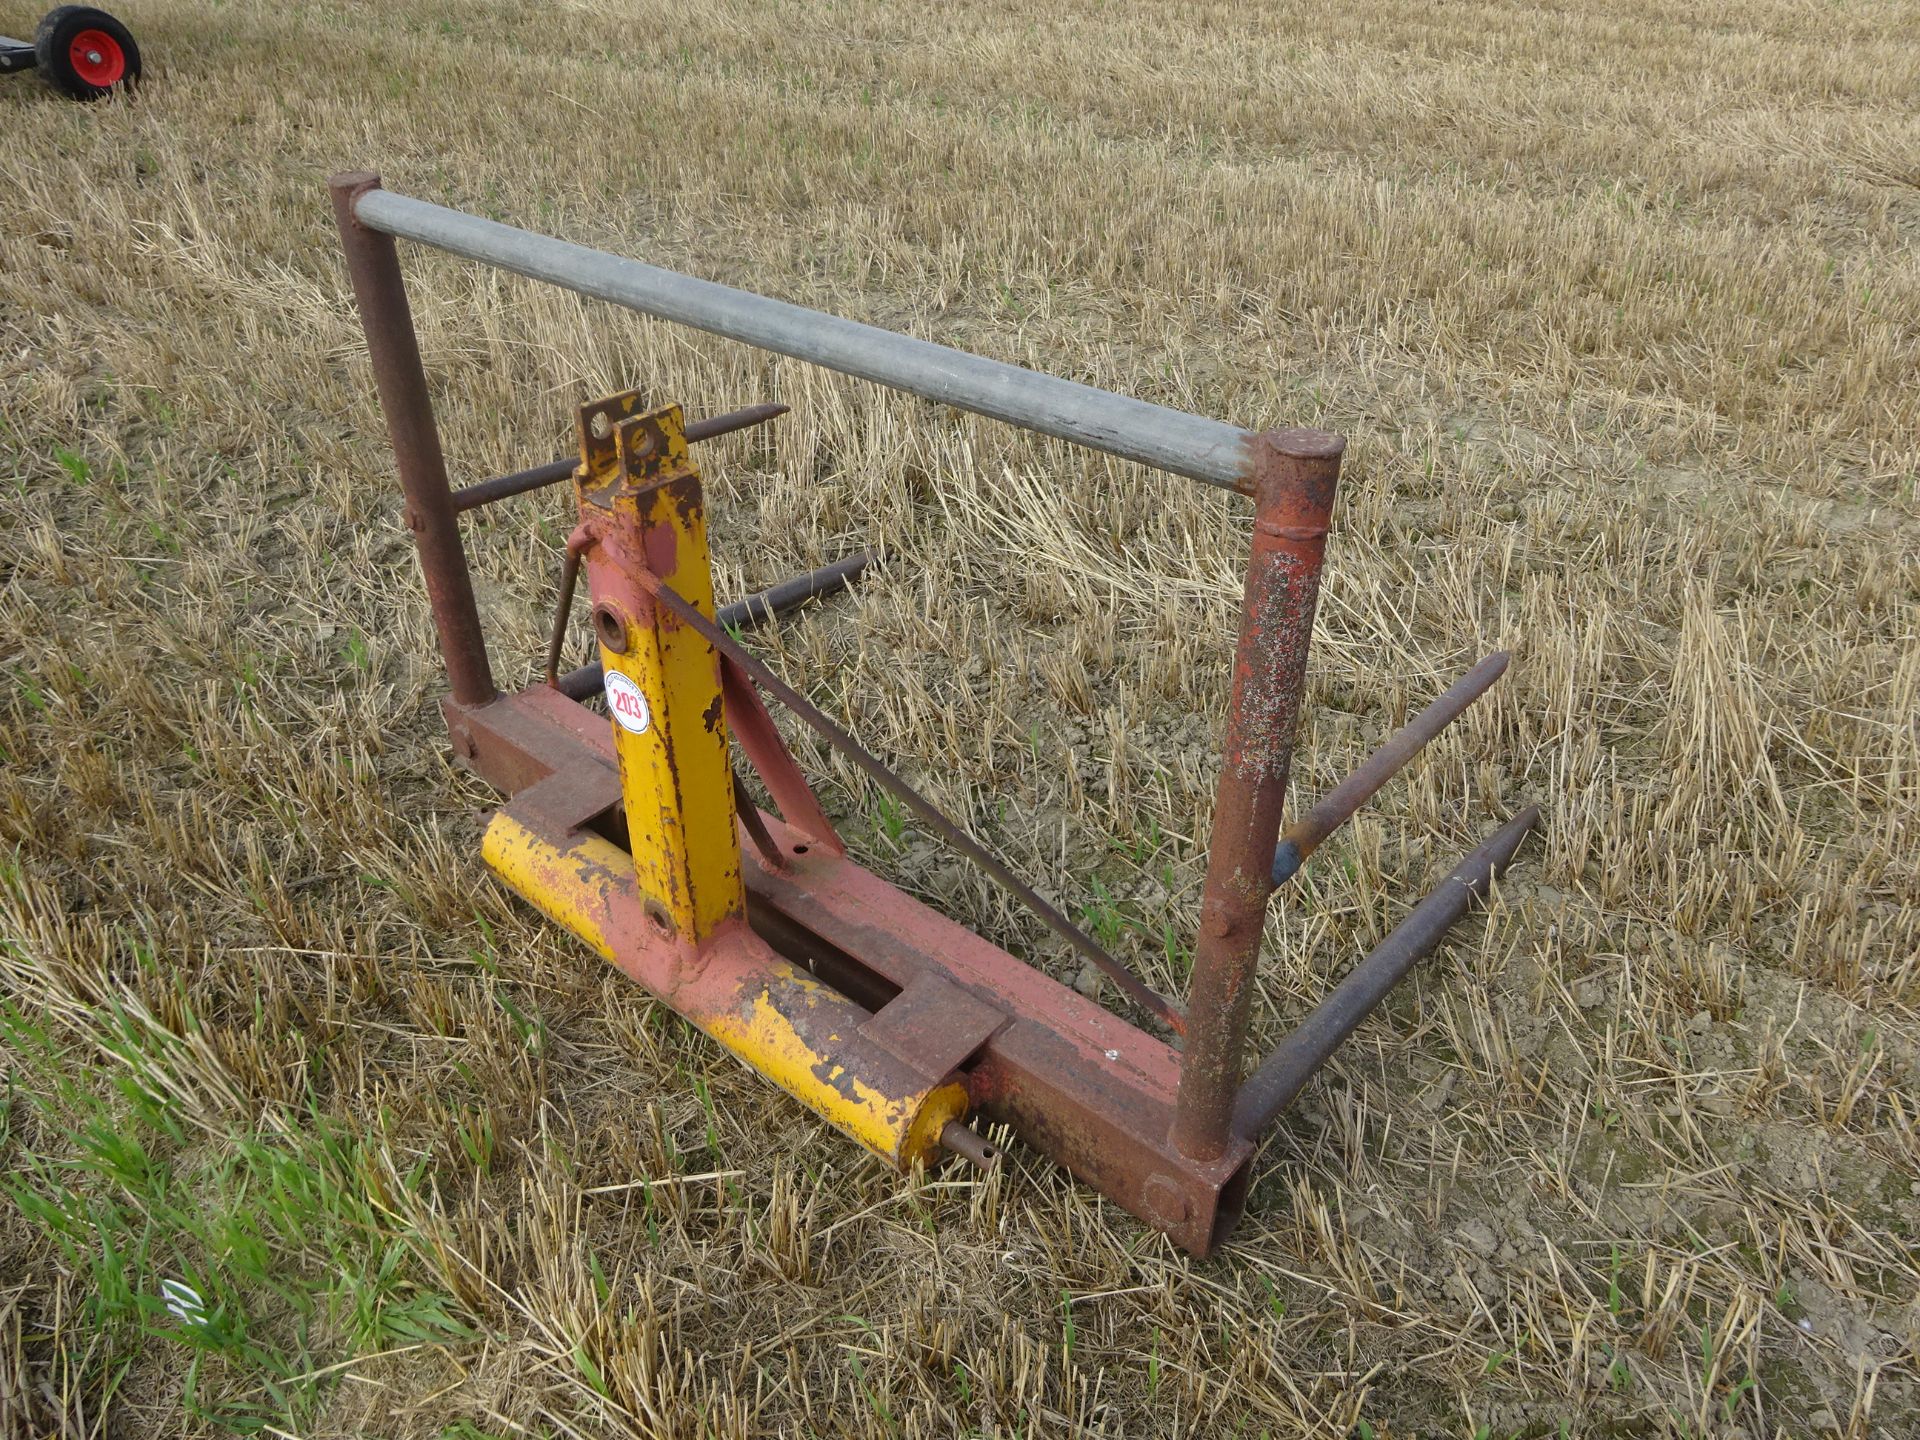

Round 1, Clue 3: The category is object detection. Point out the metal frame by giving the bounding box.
[329,169,1538,1256]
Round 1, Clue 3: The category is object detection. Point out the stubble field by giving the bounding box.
[2,1,1917,1436]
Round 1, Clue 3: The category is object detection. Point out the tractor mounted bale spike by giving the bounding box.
[328,169,1539,1257]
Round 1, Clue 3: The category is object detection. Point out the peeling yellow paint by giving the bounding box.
[483,809,965,1169]
[706,992,966,1166]
[481,811,618,963]
[589,402,744,944]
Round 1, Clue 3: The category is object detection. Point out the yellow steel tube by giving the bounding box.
[481,810,964,1166]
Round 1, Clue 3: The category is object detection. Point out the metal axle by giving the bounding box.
[450,403,790,513]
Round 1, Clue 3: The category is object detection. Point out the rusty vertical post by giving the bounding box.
[1171,428,1344,1162]
[328,170,495,707]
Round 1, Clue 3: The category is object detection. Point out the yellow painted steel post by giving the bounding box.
[573,394,742,947]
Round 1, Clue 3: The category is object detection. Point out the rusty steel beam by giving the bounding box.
[554,549,881,701]
[1170,429,1344,1163]
[486,806,967,1167]
[741,804,1253,1252]
[329,170,495,707]
[449,402,790,513]
[1272,652,1510,887]
[1233,805,1540,1140]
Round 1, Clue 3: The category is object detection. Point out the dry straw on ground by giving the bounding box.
[2,1,1916,1436]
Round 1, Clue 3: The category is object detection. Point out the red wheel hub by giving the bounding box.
[68,29,125,87]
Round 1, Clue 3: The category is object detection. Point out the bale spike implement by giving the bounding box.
[329,168,1538,1256]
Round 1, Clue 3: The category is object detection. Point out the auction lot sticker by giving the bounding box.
[605,671,653,734]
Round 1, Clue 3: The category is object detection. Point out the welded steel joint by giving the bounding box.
[1172,428,1343,1163]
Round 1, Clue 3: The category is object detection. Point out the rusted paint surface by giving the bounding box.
[572,396,743,947]
[859,973,1005,1077]
[340,170,1544,1255]
[739,806,1252,1254]
[422,448,1516,1250]
[703,976,967,1167]
[329,170,495,708]
[485,794,966,1166]
[482,811,630,964]
[452,679,1254,1252]
[456,651,1527,1251]
[1170,428,1343,1163]
[719,656,844,854]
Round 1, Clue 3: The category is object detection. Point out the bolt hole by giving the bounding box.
[792,843,810,855]
[594,605,627,653]
[590,411,613,439]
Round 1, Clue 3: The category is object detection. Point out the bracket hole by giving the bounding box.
[590,411,613,440]
[792,843,810,855]
[593,604,628,654]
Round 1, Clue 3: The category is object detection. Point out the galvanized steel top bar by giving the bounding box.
[350,186,1256,492]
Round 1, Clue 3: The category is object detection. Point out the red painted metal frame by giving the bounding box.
[1173,430,1342,1162]
[448,682,1253,1252]
[329,168,1539,1257]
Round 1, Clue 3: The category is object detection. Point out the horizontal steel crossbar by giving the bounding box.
[350,187,1257,492]
[450,403,790,513]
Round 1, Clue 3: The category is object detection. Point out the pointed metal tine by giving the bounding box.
[1236,804,1539,1140]
[1272,652,1509,886]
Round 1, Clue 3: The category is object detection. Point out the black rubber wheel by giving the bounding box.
[34,5,140,100]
